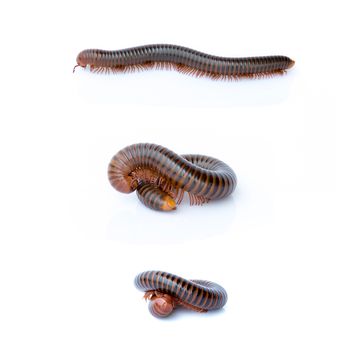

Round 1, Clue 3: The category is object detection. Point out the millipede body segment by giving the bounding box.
[74,44,294,80]
[108,143,237,211]
[135,271,228,318]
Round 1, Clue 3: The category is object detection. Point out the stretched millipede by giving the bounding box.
[108,143,237,211]
[74,44,295,80]
[135,271,227,318]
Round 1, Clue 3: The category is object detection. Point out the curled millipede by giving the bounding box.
[108,143,237,211]
[135,271,228,318]
[74,44,295,80]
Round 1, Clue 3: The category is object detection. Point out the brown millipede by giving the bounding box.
[74,44,294,80]
[108,143,237,211]
[135,271,227,318]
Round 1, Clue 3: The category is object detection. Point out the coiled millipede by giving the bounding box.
[74,44,294,80]
[108,143,237,211]
[135,271,228,318]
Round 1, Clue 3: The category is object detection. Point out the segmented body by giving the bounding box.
[135,271,227,317]
[108,143,237,211]
[74,44,295,79]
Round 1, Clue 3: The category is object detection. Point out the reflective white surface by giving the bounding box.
[0,0,349,349]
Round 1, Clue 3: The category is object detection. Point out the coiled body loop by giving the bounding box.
[135,271,228,318]
[108,143,237,211]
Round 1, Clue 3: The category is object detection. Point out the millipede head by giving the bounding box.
[160,195,176,211]
[74,50,88,72]
[148,293,175,318]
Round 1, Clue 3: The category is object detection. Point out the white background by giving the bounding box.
[0,0,349,349]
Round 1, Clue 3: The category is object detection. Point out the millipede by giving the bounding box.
[74,44,295,80]
[108,143,237,211]
[135,271,228,318]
